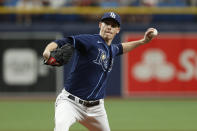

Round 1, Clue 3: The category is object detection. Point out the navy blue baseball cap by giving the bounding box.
[101,12,121,27]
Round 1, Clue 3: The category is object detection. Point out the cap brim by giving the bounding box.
[101,18,120,27]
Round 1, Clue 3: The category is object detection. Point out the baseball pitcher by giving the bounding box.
[43,12,157,131]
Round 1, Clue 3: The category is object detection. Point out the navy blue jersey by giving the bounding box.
[55,34,123,100]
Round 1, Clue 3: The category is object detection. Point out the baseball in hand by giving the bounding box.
[150,28,158,37]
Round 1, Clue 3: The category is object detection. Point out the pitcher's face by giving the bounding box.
[99,19,120,41]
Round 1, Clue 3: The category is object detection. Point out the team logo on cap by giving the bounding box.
[110,12,116,18]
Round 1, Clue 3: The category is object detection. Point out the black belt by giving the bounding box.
[68,95,100,107]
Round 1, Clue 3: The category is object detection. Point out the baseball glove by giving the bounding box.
[44,43,74,66]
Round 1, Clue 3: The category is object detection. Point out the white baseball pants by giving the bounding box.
[54,89,110,131]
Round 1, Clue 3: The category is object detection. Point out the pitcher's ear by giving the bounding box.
[117,28,120,34]
[99,22,102,28]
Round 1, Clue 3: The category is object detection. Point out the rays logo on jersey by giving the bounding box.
[93,48,113,72]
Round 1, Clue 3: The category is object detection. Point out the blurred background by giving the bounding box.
[1,0,197,131]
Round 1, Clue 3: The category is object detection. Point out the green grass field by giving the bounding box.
[1,98,197,131]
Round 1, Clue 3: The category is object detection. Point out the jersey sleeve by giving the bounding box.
[112,44,123,56]
[72,35,92,53]
[54,37,74,48]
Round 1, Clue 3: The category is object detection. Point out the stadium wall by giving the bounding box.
[0,23,197,97]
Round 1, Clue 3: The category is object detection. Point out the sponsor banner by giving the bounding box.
[0,39,56,92]
[123,33,197,96]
